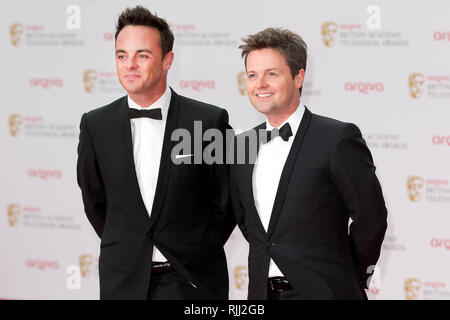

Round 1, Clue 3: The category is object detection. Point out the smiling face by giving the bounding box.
[115,25,173,106]
[246,48,304,127]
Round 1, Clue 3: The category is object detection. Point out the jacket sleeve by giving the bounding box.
[330,123,388,289]
[208,108,237,244]
[76,113,106,238]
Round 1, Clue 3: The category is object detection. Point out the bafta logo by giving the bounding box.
[10,23,24,47]
[321,21,338,47]
[407,176,424,202]
[234,265,248,290]
[404,278,421,300]
[7,204,21,227]
[79,254,96,278]
[408,73,425,99]
[237,71,247,96]
[9,114,23,137]
[83,69,97,93]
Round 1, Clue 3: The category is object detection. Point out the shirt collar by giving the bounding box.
[266,99,305,138]
[127,86,171,120]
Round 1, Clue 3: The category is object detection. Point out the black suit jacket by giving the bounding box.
[77,89,236,299]
[230,107,387,299]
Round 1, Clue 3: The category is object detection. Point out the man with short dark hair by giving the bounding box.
[77,6,235,300]
[230,27,387,300]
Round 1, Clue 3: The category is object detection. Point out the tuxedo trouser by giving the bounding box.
[147,270,202,300]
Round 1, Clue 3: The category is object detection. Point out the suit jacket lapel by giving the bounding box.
[148,89,180,229]
[266,107,312,239]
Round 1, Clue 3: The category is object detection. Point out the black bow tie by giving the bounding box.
[128,108,162,120]
[264,122,293,144]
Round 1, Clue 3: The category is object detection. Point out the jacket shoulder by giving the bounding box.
[177,94,226,117]
[310,111,361,138]
[81,96,127,129]
[84,96,126,118]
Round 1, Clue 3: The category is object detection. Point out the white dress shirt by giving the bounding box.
[128,86,171,262]
[252,100,305,277]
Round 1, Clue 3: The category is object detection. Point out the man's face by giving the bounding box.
[246,48,303,119]
[115,25,173,97]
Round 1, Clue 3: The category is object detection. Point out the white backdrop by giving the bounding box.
[1,0,450,300]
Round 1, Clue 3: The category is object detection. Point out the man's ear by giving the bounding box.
[163,51,174,71]
[294,69,305,89]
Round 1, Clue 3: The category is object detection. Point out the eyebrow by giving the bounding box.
[247,68,278,73]
[115,49,153,55]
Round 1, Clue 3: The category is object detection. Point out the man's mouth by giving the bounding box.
[124,74,140,80]
[256,93,273,98]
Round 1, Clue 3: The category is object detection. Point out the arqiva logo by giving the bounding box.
[26,259,60,271]
[179,80,215,92]
[432,135,450,146]
[103,32,114,41]
[433,31,450,41]
[344,82,384,94]
[430,238,450,250]
[27,169,62,180]
[29,78,63,89]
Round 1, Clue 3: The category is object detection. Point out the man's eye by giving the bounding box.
[117,55,125,60]
[247,74,256,79]
[139,55,148,59]
[267,72,277,77]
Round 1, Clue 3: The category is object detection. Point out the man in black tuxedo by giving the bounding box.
[77,6,235,300]
[230,28,387,299]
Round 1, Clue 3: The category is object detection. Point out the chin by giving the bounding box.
[253,104,275,116]
[123,86,143,94]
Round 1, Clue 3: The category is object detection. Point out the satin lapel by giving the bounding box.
[118,96,151,226]
[239,123,267,235]
[266,108,312,239]
[148,89,180,229]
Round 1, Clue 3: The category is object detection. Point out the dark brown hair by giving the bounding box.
[239,27,307,78]
[115,6,174,58]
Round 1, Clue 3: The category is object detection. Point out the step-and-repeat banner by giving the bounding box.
[1,0,449,300]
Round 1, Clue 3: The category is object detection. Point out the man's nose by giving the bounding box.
[126,57,138,70]
[257,76,268,88]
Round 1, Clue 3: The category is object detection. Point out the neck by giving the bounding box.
[267,100,300,128]
[128,82,167,108]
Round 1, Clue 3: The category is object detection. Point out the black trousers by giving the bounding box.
[147,271,202,300]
